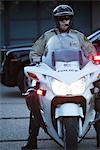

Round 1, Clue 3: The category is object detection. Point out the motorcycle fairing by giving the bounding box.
[55,103,84,118]
[24,61,100,85]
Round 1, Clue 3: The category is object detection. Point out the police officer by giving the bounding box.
[22,4,97,150]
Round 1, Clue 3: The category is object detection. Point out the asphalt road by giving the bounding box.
[0,83,99,150]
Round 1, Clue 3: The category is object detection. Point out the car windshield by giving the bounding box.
[42,34,88,70]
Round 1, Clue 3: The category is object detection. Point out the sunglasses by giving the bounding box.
[57,16,71,22]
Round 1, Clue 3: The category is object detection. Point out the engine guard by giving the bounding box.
[55,103,84,119]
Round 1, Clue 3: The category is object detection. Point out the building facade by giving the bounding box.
[0,0,100,49]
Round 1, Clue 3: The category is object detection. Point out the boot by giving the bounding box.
[21,136,37,150]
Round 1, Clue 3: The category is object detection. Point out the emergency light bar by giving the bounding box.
[36,89,46,96]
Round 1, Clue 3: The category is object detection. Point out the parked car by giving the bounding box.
[87,29,100,54]
[0,29,100,93]
[0,43,32,93]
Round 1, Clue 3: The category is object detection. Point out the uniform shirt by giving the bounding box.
[29,28,97,63]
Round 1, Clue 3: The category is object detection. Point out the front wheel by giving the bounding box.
[63,117,78,150]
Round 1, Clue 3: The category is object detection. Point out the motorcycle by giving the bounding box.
[24,34,100,149]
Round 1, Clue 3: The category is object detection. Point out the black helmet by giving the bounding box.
[53,5,74,17]
[53,5,74,32]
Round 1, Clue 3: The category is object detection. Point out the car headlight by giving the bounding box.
[52,78,86,96]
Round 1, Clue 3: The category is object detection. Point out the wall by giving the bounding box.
[1,1,99,47]
[92,1,100,31]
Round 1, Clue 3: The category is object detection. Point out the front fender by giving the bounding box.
[55,103,84,119]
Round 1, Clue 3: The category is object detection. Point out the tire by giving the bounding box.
[17,69,28,93]
[63,117,78,150]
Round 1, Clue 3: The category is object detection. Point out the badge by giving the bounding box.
[70,40,78,46]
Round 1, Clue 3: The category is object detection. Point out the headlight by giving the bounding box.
[52,78,86,96]
[52,80,68,96]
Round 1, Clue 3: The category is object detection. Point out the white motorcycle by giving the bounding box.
[24,34,100,149]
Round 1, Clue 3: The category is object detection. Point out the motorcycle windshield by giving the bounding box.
[42,34,89,70]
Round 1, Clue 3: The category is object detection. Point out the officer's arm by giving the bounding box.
[29,34,46,63]
[79,33,97,60]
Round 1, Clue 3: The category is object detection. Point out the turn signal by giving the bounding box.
[36,89,46,96]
